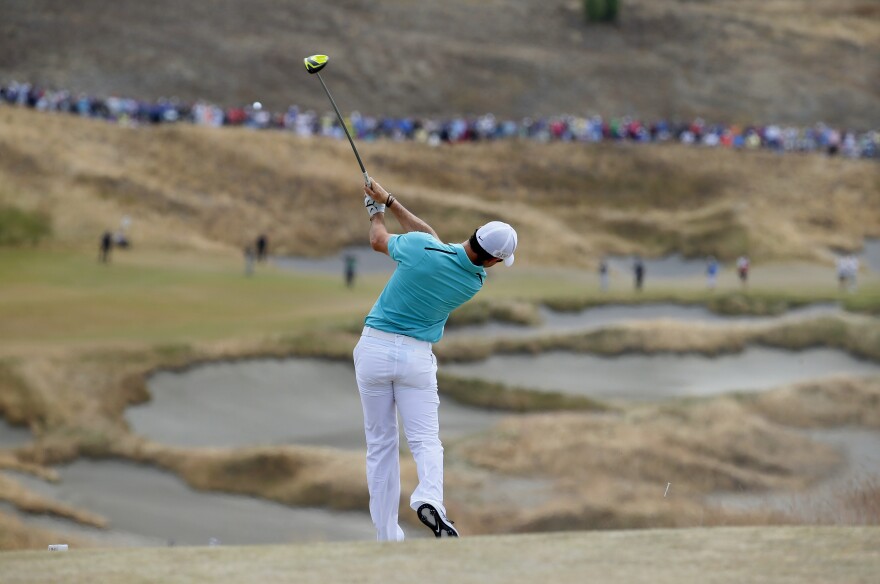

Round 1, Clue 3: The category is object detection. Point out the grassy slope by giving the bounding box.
[0,1,878,126]
[1,107,878,269]
[2,527,879,584]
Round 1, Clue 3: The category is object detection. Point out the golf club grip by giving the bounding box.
[316,73,369,179]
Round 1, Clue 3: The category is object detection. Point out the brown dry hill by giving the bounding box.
[1,0,879,127]
[1,105,878,265]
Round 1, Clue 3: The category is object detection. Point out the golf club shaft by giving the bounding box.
[316,72,370,186]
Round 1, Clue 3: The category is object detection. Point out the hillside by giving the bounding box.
[1,106,878,266]
[3,527,879,584]
[1,0,879,127]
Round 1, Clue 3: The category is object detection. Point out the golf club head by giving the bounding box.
[304,54,329,74]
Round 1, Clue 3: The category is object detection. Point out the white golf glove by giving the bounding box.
[364,195,385,218]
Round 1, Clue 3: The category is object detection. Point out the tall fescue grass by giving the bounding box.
[766,478,880,526]
[844,479,880,525]
[0,361,45,427]
[436,372,608,412]
[2,107,878,267]
[437,313,880,364]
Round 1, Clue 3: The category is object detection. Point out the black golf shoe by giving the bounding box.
[417,503,459,538]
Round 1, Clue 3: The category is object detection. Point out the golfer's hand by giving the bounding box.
[364,179,390,205]
[364,195,385,218]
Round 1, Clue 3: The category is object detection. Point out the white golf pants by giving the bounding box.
[354,326,446,541]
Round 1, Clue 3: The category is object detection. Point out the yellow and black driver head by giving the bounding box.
[304,54,329,74]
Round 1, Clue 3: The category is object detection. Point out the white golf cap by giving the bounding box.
[476,221,518,266]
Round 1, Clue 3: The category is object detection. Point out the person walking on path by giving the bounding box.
[598,258,609,292]
[99,231,113,263]
[344,253,357,288]
[706,256,719,290]
[737,255,750,287]
[846,254,860,292]
[243,245,255,276]
[354,177,517,541]
[633,256,645,291]
[255,234,268,262]
[837,256,848,290]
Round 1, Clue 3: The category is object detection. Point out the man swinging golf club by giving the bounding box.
[354,179,517,541]
[303,53,516,539]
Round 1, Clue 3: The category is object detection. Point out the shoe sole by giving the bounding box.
[417,503,459,538]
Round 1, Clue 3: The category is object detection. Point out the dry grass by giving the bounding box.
[435,312,880,363]
[3,526,878,584]
[0,473,105,528]
[124,443,375,514]
[740,376,880,429]
[447,299,542,328]
[452,400,838,533]
[436,372,607,412]
[0,512,93,551]
[842,479,880,525]
[1,107,878,269]
[0,361,47,427]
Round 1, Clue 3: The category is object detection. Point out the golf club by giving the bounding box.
[304,54,370,187]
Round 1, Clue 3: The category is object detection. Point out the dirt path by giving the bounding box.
[3,526,878,584]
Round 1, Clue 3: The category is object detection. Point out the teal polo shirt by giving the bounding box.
[364,232,487,342]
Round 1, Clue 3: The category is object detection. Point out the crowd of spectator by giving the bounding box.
[2,80,877,159]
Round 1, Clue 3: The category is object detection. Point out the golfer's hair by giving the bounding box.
[469,230,496,265]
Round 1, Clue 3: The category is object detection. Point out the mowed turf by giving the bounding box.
[0,248,384,349]
[0,247,601,351]
[1,247,877,354]
[2,527,878,584]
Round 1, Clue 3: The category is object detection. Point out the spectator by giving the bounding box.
[2,80,878,159]
[706,256,719,290]
[598,258,609,292]
[243,245,255,276]
[836,255,848,290]
[846,254,860,292]
[737,255,750,287]
[633,256,645,292]
[255,234,268,262]
[344,254,357,288]
[113,230,129,248]
[99,231,112,263]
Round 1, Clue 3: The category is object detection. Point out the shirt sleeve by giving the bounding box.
[388,232,433,266]
[386,234,402,262]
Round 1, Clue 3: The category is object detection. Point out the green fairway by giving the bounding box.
[0,249,385,349]
[1,248,877,353]
[0,249,630,350]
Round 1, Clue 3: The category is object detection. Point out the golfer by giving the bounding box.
[354,178,517,541]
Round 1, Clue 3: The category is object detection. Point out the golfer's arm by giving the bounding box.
[369,203,439,256]
[387,199,439,240]
[369,213,392,255]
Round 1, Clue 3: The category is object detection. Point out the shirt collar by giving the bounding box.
[453,244,487,276]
